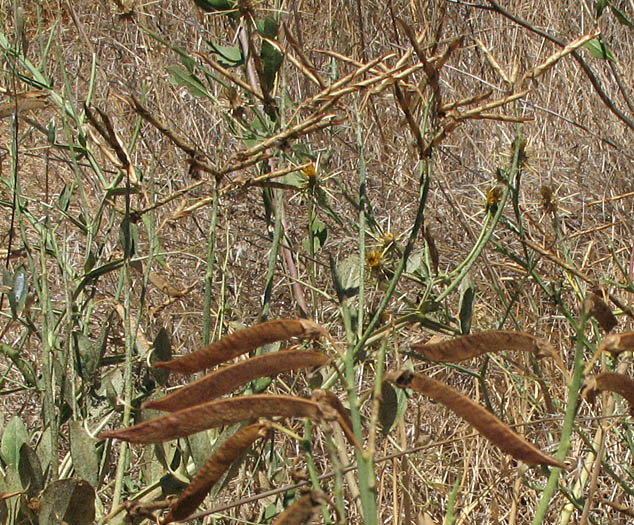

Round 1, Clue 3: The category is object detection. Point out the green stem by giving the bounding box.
[356,100,367,340]
[261,189,283,321]
[203,181,219,346]
[532,309,589,524]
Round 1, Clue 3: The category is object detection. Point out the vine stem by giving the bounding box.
[532,308,589,524]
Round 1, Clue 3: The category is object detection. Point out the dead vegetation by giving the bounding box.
[1,0,634,523]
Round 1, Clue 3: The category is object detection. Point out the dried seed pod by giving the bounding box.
[162,423,270,523]
[272,489,326,525]
[100,395,322,443]
[411,331,555,363]
[145,350,329,412]
[599,332,634,355]
[154,319,327,374]
[581,372,634,416]
[310,389,360,450]
[584,290,617,333]
[385,370,565,468]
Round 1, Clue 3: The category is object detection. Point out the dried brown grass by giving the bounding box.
[2,0,634,523]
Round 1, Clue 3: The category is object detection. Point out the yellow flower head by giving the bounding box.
[366,250,382,268]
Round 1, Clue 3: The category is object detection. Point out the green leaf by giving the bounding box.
[119,217,138,257]
[378,381,398,434]
[303,216,327,254]
[8,265,28,319]
[207,41,244,67]
[167,65,212,98]
[584,38,615,61]
[596,0,608,17]
[252,376,272,392]
[280,171,305,188]
[38,479,96,525]
[611,5,634,26]
[379,381,407,435]
[261,40,283,91]
[256,16,279,39]
[150,328,172,386]
[19,443,44,498]
[335,254,360,301]
[458,272,476,335]
[58,183,72,212]
[0,342,37,386]
[1,416,29,469]
[187,431,214,471]
[73,332,99,380]
[193,0,235,12]
[405,249,425,275]
[0,466,22,522]
[69,421,99,488]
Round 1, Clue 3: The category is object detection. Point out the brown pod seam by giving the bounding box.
[154,318,326,374]
[163,423,270,523]
[411,330,555,363]
[272,489,326,525]
[599,332,634,355]
[581,372,634,416]
[386,370,566,468]
[145,350,329,412]
[99,395,321,443]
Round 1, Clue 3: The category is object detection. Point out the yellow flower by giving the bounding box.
[302,163,317,180]
[366,250,382,268]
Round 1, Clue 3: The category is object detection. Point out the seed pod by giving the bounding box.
[154,319,327,374]
[386,370,565,468]
[411,331,555,363]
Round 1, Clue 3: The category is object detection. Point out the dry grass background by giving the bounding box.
[1,0,634,523]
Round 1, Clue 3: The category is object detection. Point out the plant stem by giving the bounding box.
[532,309,589,524]
[203,180,219,346]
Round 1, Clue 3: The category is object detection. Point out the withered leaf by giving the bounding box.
[584,290,617,332]
[411,331,556,363]
[163,423,270,523]
[130,260,186,298]
[385,370,565,468]
[145,350,329,412]
[99,395,322,443]
[272,489,326,525]
[598,332,634,355]
[581,372,634,416]
[154,319,327,374]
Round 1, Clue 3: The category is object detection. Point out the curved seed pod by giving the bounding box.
[145,350,329,412]
[581,372,634,416]
[154,319,327,374]
[99,395,321,443]
[599,332,634,355]
[584,290,617,333]
[272,490,326,525]
[311,389,361,450]
[411,331,555,363]
[163,423,270,523]
[385,370,566,468]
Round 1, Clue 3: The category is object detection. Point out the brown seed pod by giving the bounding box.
[310,389,360,450]
[99,395,322,443]
[162,423,270,523]
[598,332,634,355]
[584,290,617,333]
[154,319,327,374]
[272,489,326,525]
[145,350,329,412]
[411,331,556,363]
[581,372,634,416]
[385,370,565,468]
